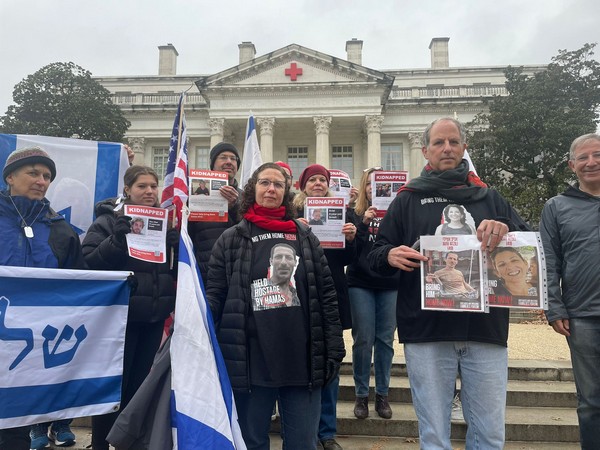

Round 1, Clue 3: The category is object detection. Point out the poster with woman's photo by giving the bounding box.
[371,171,409,217]
[124,205,167,263]
[487,232,547,310]
[420,235,487,313]
[304,197,346,249]
[188,169,229,222]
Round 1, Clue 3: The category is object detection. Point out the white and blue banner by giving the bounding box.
[0,266,130,429]
[170,213,246,449]
[0,134,129,237]
[239,114,262,189]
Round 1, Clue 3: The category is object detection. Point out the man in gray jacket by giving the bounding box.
[540,132,600,449]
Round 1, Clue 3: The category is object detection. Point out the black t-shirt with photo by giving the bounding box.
[247,223,310,387]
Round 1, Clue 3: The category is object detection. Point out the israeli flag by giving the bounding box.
[0,266,130,429]
[171,213,246,449]
[0,134,129,237]
[239,114,262,189]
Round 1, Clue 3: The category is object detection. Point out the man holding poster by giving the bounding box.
[369,118,528,449]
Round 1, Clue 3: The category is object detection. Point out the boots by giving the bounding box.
[353,396,369,419]
[375,394,392,419]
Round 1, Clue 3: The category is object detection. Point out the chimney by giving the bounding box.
[345,38,363,65]
[158,44,178,76]
[429,37,450,69]
[238,42,256,64]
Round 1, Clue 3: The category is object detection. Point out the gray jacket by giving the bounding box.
[540,184,600,322]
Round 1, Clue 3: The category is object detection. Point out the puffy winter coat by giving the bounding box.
[206,218,345,391]
[0,191,85,269]
[82,198,175,323]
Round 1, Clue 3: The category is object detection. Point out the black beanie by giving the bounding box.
[209,142,241,170]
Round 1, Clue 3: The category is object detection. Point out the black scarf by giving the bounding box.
[400,160,488,203]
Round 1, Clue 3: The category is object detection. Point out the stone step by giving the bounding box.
[271,402,579,443]
[339,359,574,382]
[337,374,577,408]
[65,427,583,450]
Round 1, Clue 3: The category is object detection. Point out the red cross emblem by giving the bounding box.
[285,62,303,81]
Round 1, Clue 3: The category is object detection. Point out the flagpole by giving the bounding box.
[169,93,186,269]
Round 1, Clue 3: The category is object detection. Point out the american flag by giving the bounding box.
[160,93,189,226]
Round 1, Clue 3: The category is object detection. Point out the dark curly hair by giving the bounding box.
[239,162,296,220]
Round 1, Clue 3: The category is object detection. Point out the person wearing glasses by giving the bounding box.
[346,167,398,422]
[206,162,344,450]
[189,142,242,282]
[293,164,356,450]
[540,133,600,449]
[369,118,528,449]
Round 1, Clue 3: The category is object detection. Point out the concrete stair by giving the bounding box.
[64,359,578,449]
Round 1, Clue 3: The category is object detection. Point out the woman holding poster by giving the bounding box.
[82,165,178,450]
[293,164,356,450]
[206,162,344,450]
[346,167,398,422]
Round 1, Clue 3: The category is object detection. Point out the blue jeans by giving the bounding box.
[349,287,397,397]
[404,341,507,450]
[566,317,600,449]
[235,385,321,450]
[318,374,339,441]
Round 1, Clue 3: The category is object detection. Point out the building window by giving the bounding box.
[152,147,170,179]
[196,146,209,169]
[287,146,308,178]
[381,144,403,171]
[332,145,353,174]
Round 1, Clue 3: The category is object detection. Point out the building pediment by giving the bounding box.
[196,44,394,103]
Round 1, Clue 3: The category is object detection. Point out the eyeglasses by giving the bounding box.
[216,154,238,162]
[363,166,383,172]
[257,179,286,191]
[572,152,600,164]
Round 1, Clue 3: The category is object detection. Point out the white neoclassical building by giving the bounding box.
[96,38,544,184]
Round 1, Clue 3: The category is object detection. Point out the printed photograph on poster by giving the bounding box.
[487,232,547,310]
[328,169,352,204]
[371,171,409,217]
[304,197,346,249]
[251,242,301,311]
[124,205,167,263]
[188,169,229,222]
[420,235,487,313]
[192,179,210,196]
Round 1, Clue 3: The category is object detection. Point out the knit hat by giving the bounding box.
[3,146,56,182]
[298,164,330,191]
[209,142,241,170]
[274,161,292,177]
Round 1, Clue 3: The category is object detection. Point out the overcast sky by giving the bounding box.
[1,0,598,116]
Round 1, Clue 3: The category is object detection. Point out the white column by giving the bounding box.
[208,118,225,148]
[127,137,145,165]
[365,115,384,169]
[408,132,426,178]
[257,117,275,162]
[313,116,332,167]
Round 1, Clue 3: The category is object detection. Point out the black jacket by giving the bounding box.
[541,184,600,322]
[369,189,528,346]
[206,218,345,391]
[82,199,175,323]
[346,208,399,291]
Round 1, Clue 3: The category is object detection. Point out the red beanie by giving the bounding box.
[274,161,292,177]
[298,164,330,191]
